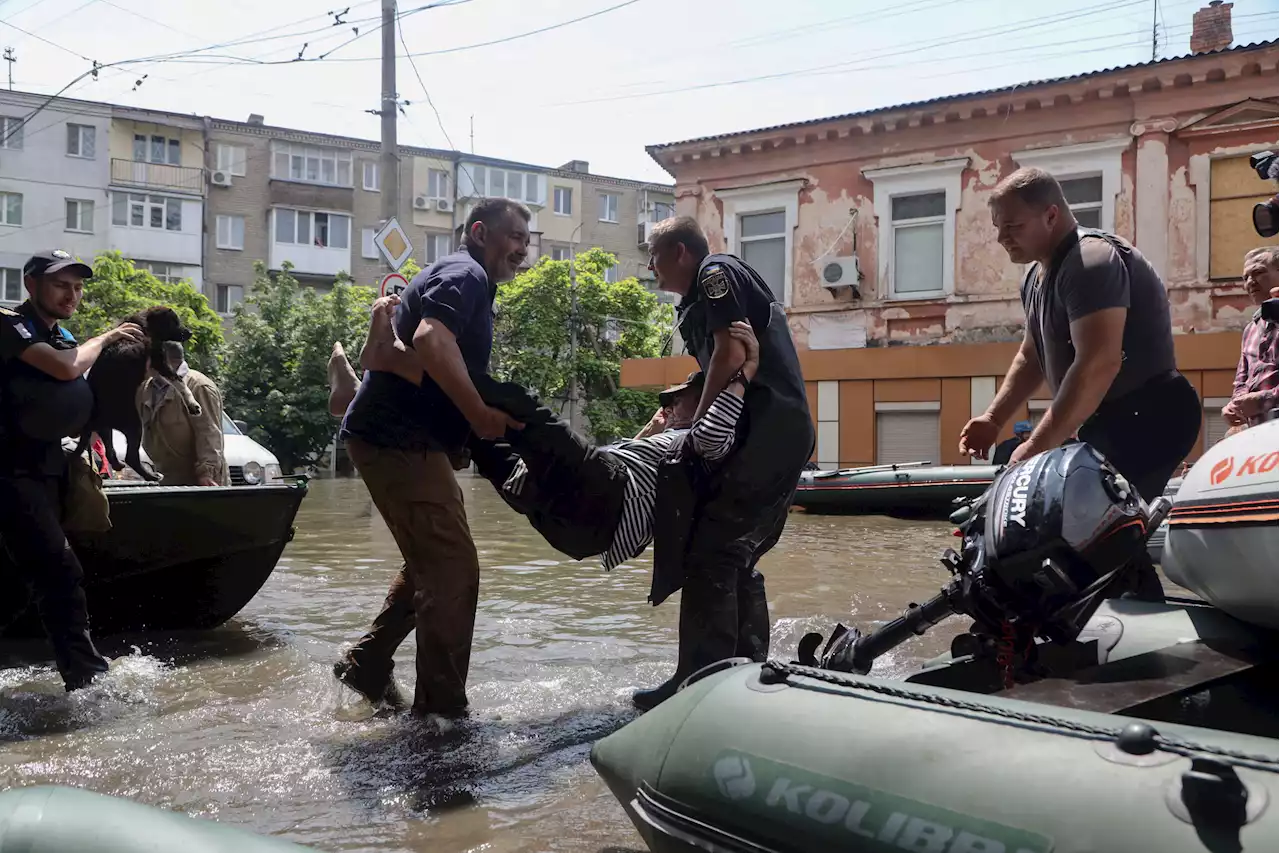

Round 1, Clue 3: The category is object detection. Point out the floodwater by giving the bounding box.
[0,475,965,852]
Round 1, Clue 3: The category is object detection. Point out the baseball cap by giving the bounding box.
[659,371,704,406]
[1013,420,1033,434]
[23,249,94,280]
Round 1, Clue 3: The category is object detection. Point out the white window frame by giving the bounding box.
[65,198,94,233]
[719,179,804,307]
[112,192,181,232]
[138,261,179,284]
[361,227,378,259]
[864,158,967,301]
[1012,138,1128,235]
[598,192,619,223]
[216,214,245,250]
[134,133,180,165]
[273,208,350,249]
[604,263,620,283]
[363,161,379,192]
[549,244,570,262]
[0,116,23,150]
[270,141,354,188]
[215,143,247,176]
[216,283,244,316]
[427,168,450,200]
[423,232,453,265]
[66,123,96,159]
[554,186,573,216]
[651,200,675,222]
[1,266,22,302]
[0,191,24,226]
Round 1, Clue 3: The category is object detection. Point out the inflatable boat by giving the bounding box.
[793,462,998,519]
[0,479,308,638]
[0,785,315,852]
[594,436,1279,853]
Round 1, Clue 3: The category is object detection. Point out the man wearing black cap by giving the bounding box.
[0,250,143,691]
[641,216,814,711]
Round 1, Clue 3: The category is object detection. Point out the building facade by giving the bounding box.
[624,25,1278,470]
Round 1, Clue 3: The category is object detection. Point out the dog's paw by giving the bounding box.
[185,402,203,417]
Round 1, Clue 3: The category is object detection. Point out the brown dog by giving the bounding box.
[75,306,201,481]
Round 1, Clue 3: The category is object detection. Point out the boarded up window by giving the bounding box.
[875,411,939,465]
[1210,155,1275,280]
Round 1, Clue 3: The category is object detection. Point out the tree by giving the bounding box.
[220,261,376,472]
[63,251,225,375]
[491,248,673,443]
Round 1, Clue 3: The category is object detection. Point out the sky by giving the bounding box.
[1,0,1276,185]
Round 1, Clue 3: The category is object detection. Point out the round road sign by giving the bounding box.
[380,272,409,299]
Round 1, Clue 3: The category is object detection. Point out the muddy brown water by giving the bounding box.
[0,475,965,852]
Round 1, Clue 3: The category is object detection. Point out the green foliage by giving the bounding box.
[220,262,375,472]
[492,248,673,443]
[62,251,225,375]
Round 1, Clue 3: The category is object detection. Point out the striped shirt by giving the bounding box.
[503,390,747,570]
[1232,308,1278,426]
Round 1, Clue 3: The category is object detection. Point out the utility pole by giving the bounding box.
[469,115,474,154]
[1150,0,1159,62]
[566,222,583,431]
[379,0,399,235]
[3,48,15,91]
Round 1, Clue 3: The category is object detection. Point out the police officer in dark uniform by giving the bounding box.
[638,216,814,711]
[0,250,143,691]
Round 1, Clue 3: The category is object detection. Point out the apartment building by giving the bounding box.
[623,18,1277,470]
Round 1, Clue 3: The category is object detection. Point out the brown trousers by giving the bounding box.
[344,436,480,714]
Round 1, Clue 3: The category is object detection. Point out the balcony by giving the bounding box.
[111,158,205,196]
[637,221,657,248]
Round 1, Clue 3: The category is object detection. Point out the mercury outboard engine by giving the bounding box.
[799,442,1172,682]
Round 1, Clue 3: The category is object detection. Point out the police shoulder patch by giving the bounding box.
[700,264,731,300]
[0,306,17,317]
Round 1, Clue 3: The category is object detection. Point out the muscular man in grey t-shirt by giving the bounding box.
[959,167,1202,601]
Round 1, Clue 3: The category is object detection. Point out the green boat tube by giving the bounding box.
[592,660,1279,853]
[0,785,316,852]
[794,462,998,519]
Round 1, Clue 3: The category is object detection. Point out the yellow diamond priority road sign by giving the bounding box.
[373,217,413,270]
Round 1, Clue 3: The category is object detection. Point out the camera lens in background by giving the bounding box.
[1254,195,1279,238]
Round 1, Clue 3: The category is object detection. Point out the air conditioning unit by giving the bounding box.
[210,170,232,187]
[434,198,452,212]
[638,221,656,247]
[814,255,863,293]
[413,195,430,210]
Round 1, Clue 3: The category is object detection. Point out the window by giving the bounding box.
[427,168,449,199]
[1012,139,1126,234]
[270,142,353,187]
[65,199,94,233]
[274,209,350,249]
[112,193,181,231]
[738,211,786,301]
[0,191,23,226]
[133,133,180,165]
[216,214,245,250]
[215,143,247,176]
[651,201,674,221]
[864,158,966,300]
[363,161,379,192]
[554,186,573,216]
[1209,153,1276,280]
[66,124,96,159]
[216,284,244,315]
[598,192,619,223]
[424,232,453,264]
[362,227,377,259]
[889,193,946,297]
[0,116,22,150]
[604,263,621,283]
[459,164,543,204]
[137,261,180,284]
[1,267,21,302]
[550,245,570,262]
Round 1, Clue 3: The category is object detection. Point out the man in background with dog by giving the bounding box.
[0,250,144,691]
[136,341,229,486]
[335,198,530,718]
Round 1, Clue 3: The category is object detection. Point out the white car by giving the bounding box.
[103,414,283,486]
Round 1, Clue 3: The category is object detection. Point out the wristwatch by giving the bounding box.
[728,366,750,388]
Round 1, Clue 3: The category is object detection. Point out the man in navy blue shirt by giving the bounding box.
[335,198,530,717]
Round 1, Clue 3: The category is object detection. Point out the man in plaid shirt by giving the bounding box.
[1223,246,1279,436]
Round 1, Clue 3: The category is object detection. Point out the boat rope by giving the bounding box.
[760,660,1280,773]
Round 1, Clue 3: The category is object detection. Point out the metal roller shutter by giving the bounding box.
[875,411,940,465]
[1203,408,1231,450]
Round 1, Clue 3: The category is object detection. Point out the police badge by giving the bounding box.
[701,264,730,300]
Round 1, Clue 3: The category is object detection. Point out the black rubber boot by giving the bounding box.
[1113,553,1167,603]
[633,583,739,712]
[53,629,110,693]
[733,570,770,662]
[333,658,407,709]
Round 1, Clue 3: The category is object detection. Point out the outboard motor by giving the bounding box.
[800,443,1171,681]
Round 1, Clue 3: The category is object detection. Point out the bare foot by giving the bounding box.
[328,341,359,418]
